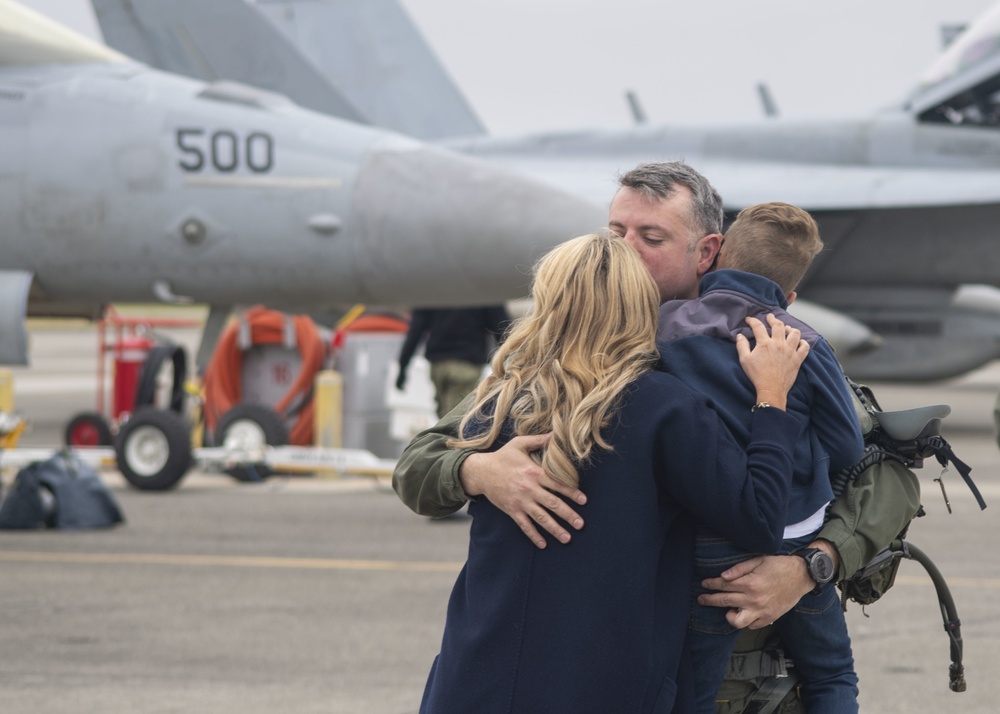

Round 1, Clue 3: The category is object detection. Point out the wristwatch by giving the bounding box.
[795,547,836,592]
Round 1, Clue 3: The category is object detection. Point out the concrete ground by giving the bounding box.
[1,321,998,713]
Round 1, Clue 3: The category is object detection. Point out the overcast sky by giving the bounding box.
[17,0,999,134]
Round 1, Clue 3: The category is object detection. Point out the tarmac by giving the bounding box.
[1,322,999,713]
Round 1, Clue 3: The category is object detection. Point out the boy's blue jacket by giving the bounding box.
[658,269,864,527]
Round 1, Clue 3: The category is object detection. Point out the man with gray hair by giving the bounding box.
[611,161,724,302]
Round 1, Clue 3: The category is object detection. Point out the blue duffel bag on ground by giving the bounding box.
[0,451,124,530]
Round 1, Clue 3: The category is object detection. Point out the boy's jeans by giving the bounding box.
[688,533,859,714]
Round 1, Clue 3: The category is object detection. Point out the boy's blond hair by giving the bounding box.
[719,202,823,294]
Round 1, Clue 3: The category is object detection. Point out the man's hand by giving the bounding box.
[459,433,586,549]
[696,553,815,629]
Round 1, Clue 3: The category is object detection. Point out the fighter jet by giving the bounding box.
[88,0,1000,382]
[0,0,603,366]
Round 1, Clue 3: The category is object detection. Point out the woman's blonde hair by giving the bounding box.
[449,232,660,488]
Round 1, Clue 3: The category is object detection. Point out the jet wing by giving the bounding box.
[699,161,1000,211]
[444,134,1000,211]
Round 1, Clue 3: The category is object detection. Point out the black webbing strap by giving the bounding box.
[740,674,799,714]
[725,648,790,680]
[920,435,986,511]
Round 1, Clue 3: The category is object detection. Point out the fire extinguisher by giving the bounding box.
[113,334,155,421]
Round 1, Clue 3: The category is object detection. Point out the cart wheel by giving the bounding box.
[215,404,289,482]
[64,411,113,447]
[115,407,192,491]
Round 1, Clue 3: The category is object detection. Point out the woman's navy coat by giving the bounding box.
[420,370,803,714]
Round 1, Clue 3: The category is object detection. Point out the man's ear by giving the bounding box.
[786,290,797,306]
[696,233,723,276]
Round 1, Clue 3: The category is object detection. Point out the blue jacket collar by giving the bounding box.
[700,269,788,310]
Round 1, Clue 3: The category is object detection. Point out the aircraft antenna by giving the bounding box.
[625,90,647,125]
[757,82,779,118]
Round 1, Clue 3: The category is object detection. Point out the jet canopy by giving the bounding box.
[0,0,124,67]
[919,4,1000,92]
[910,2,1000,127]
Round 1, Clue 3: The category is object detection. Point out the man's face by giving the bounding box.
[608,186,719,302]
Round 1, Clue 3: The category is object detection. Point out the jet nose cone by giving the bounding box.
[351,142,606,305]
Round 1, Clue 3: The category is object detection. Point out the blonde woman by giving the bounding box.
[418,233,808,714]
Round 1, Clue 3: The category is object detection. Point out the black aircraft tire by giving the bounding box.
[64,411,113,447]
[115,407,193,491]
[214,404,289,482]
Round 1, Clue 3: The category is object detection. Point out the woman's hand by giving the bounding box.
[736,314,809,410]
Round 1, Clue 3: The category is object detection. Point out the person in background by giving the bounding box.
[396,305,510,417]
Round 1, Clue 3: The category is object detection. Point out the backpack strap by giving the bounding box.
[723,646,800,714]
[725,647,791,680]
[829,442,910,499]
[920,435,986,511]
[741,675,799,714]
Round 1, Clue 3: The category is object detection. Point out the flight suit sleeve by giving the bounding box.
[817,459,921,580]
[392,394,476,517]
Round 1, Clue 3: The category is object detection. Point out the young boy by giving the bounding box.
[657,202,865,714]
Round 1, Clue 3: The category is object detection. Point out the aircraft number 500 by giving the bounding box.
[176,128,274,173]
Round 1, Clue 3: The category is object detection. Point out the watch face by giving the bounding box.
[811,552,835,583]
